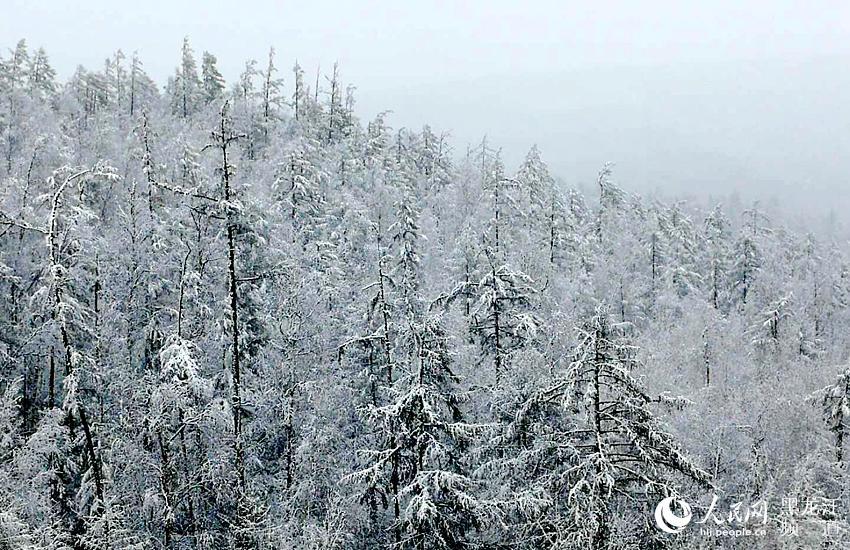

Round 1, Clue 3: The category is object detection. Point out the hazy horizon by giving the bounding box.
[5,0,850,223]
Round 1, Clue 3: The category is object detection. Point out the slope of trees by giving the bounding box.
[1,39,849,549]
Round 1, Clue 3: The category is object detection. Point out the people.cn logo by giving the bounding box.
[654,496,693,534]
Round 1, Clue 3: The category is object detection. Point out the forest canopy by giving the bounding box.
[0,38,848,549]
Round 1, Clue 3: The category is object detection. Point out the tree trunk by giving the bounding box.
[157,429,174,547]
[591,323,608,550]
[492,264,503,381]
[78,405,105,511]
[216,102,246,491]
[227,202,245,490]
[48,351,55,408]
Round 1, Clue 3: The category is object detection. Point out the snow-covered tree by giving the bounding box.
[27,47,57,100]
[201,51,226,104]
[818,365,850,463]
[170,37,202,117]
[261,47,284,122]
[347,314,490,549]
[497,305,711,548]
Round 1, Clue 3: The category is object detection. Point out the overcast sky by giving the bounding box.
[4,0,850,222]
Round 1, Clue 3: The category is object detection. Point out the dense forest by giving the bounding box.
[1,38,849,549]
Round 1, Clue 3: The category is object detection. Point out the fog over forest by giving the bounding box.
[5,1,850,225]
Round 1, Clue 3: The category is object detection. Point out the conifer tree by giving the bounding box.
[437,253,539,381]
[500,305,710,549]
[128,51,158,116]
[274,137,325,239]
[201,51,226,104]
[818,364,850,463]
[173,37,201,117]
[348,315,489,549]
[27,47,57,100]
[261,47,284,122]
[704,204,730,309]
[391,191,422,320]
[4,40,30,90]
